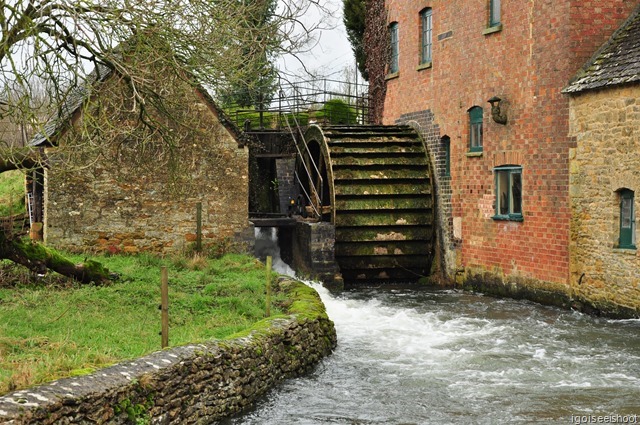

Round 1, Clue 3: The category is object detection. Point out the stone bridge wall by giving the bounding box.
[0,278,337,424]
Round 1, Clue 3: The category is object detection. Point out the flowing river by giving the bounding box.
[234,230,640,424]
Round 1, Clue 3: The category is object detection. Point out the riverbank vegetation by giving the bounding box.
[0,252,281,395]
[0,170,26,216]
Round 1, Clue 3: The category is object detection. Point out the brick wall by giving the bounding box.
[568,85,640,316]
[44,72,253,255]
[276,157,297,215]
[380,0,635,293]
[395,110,458,279]
[569,1,636,70]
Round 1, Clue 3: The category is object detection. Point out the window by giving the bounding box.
[442,136,450,177]
[619,189,636,249]
[490,0,501,27]
[494,166,523,220]
[468,106,483,152]
[389,22,399,74]
[420,8,432,64]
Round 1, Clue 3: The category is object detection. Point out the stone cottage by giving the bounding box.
[30,45,254,255]
[563,5,640,316]
[365,0,638,315]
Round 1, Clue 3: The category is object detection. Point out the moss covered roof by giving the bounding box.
[564,5,640,94]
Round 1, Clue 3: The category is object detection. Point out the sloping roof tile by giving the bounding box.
[564,5,640,94]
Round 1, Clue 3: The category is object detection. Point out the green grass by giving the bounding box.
[225,106,310,130]
[0,170,26,216]
[0,252,284,394]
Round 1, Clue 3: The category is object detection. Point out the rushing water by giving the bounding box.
[239,229,640,424]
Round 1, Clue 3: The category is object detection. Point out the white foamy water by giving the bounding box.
[234,230,640,424]
[254,227,296,276]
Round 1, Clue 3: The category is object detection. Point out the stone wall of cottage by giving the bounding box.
[43,73,252,255]
[0,278,337,424]
[567,85,640,317]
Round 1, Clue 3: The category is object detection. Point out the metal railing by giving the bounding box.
[223,77,370,131]
[231,77,369,220]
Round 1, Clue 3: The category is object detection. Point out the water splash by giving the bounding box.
[245,228,640,424]
[254,227,295,277]
[228,282,640,424]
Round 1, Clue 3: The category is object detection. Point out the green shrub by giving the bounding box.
[316,99,358,124]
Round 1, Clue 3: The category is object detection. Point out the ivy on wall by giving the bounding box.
[364,0,387,124]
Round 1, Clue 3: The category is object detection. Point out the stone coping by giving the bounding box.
[0,278,337,424]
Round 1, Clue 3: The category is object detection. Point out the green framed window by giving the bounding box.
[619,189,636,249]
[493,166,523,221]
[420,8,432,64]
[490,0,501,27]
[468,106,483,152]
[442,135,450,177]
[389,22,399,74]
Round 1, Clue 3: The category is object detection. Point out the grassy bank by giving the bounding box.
[0,170,26,216]
[0,253,282,395]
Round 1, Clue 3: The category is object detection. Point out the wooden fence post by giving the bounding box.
[161,267,169,348]
[195,202,202,253]
[265,256,272,317]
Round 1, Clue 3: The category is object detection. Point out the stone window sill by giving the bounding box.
[483,24,502,35]
[466,151,483,157]
[492,214,524,222]
[613,247,637,255]
[385,72,399,81]
[416,62,432,71]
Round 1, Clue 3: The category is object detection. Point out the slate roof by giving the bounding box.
[564,5,640,94]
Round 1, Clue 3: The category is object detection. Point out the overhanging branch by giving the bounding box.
[0,148,46,173]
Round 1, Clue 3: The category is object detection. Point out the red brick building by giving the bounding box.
[370,1,637,305]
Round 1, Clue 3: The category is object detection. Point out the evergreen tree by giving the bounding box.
[219,0,279,108]
[343,0,368,81]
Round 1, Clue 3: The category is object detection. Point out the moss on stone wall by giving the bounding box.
[0,278,336,424]
[459,267,639,319]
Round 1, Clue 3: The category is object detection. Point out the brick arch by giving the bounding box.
[493,151,524,167]
[397,111,456,281]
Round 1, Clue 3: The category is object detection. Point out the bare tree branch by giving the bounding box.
[0,0,334,280]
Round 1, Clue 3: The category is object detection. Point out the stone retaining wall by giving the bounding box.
[0,278,337,424]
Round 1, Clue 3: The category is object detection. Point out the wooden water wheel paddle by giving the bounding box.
[296,124,436,282]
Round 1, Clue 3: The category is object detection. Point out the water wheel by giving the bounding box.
[296,124,435,282]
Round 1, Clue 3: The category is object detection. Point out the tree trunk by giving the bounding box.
[0,149,109,284]
[0,232,112,285]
